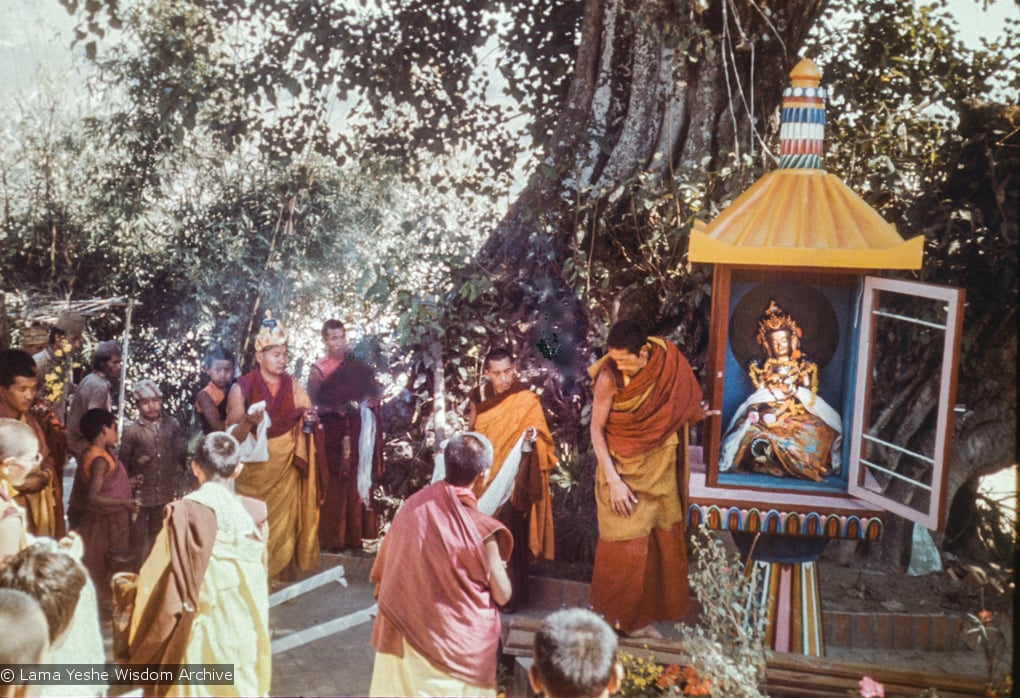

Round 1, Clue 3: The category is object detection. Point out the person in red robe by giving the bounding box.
[369,433,512,696]
[588,319,710,638]
[306,320,383,551]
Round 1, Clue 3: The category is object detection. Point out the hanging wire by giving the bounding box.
[720,0,742,160]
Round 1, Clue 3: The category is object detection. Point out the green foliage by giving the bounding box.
[965,609,1009,695]
[801,2,1017,564]
[61,0,584,193]
[569,149,756,364]
[814,0,1018,217]
[549,443,598,563]
[1,1,1015,561]
[0,75,500,428]
[674,528,768,698]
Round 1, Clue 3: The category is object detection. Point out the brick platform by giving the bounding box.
[823,610,967,651]
[527,575,591,609]
[526,574,968,652]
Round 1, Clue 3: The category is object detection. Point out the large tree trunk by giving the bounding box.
[468,0,825,371]
[833,101,1018,569]
[461,2,1016,573]
[447,0,825,454]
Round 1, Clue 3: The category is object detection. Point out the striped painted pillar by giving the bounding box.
[753,559,825,656]
[779,59,825,170]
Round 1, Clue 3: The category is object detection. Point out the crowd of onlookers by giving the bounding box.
[0,310,250,696]
[0,311,640,698]
[3,314,205,596]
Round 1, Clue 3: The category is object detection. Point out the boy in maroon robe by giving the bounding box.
[77,408,139,599]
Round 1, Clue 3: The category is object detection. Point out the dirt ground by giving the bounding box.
[533,549,1013,618]
[818,557,1012,617]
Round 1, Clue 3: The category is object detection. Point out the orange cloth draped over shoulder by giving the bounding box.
[473,386,556,560]
[587,337,703,458]
[587,337,703,634]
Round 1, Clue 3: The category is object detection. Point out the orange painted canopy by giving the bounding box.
[688,169,923,269]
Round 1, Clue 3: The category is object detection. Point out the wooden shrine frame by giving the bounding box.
[847,276,965,531]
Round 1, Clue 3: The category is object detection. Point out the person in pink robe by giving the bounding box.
[369,433,512,697]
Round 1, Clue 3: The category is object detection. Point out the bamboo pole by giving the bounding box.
[116,301,135,439]
[432,342,446,444]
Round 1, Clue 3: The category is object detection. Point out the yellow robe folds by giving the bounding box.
[235,383,320,576]
[474,388,555,560]
[129,482,271,697]
[587,338,702,633]
[370,637,496,698]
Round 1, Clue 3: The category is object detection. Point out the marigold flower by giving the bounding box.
[683,677,712,696]
[656,664,682,688]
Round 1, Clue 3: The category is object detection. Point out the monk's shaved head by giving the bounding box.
[444,432,493,486]
[606,320,647,356]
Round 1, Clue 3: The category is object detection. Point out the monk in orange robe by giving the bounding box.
[588,320,705,638]
[466,347,555,610]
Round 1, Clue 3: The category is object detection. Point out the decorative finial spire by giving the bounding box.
[779,58,825,170]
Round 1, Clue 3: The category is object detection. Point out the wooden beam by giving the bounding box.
[503,619,988,697]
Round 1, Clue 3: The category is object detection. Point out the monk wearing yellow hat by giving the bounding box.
[227,312,320,578]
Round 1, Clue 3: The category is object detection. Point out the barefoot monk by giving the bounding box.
[588,320,705,638]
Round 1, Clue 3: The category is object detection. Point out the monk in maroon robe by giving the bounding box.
[307,320,384,551]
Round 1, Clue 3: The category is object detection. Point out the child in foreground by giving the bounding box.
[0,542,87,653]
[0,588,50,698]
[0,538,106,697]
[530,608,624,698]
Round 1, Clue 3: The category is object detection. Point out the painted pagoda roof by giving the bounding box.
[688,59,923,270]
